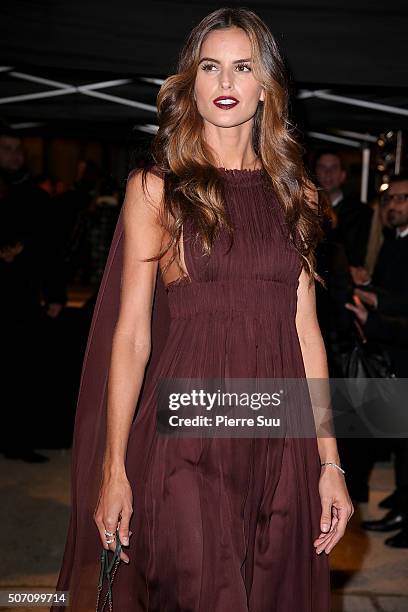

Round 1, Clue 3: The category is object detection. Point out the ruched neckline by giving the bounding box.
[217,167,266,184]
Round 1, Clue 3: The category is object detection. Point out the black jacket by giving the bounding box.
[0,177,67,321]
[334,195,373,267]
[363,232,408,376]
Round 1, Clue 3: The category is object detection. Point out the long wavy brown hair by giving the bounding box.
[141,7,325,282]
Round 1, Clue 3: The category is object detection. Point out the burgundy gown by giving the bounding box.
[52,167,330,611]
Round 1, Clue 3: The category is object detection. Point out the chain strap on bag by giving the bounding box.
[96,529,122,611]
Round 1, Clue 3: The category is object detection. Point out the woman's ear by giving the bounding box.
[259,88,265,103]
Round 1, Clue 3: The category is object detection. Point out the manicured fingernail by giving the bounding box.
[122,537,129,545]
[322,524,329,532]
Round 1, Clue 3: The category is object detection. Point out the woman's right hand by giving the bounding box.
[94,471,134,564]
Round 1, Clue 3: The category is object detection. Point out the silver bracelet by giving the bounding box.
[321,461,345,475]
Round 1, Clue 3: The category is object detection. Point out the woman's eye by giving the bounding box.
[201,63,218,71]
[235,63,251,72]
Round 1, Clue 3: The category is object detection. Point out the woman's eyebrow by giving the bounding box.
[198,57,252,64]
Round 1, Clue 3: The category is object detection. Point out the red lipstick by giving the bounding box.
[213,96,240,110]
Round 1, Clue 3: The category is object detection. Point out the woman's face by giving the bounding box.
[194,27,264,129]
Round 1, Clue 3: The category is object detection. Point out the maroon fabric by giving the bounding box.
[52,168,330,611]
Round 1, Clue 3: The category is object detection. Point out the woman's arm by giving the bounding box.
[295,268,340,464]
[295,267,353,554]
[103,169,164,475]
[94,169,164,561]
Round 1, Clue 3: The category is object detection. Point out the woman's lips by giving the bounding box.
[213,96,240,110]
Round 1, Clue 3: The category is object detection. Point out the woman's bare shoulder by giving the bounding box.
[127,164,165,185]
[125,165,165,219]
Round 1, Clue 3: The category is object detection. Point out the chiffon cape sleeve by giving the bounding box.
[51,169,171,611]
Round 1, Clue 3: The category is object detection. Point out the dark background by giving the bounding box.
[1,0,408,140]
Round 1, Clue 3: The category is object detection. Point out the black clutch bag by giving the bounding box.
[341,320,396,379]
[96,530,122,611]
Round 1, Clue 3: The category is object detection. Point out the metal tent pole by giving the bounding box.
[395,130,403,175]
[361,146,371,203]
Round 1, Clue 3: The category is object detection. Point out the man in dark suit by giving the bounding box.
[346,174,408,548]
[315,149,373,268]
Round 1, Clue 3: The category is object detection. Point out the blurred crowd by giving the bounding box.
[0,126,407,548]
[0,125,123,463]
[313,150,408,549]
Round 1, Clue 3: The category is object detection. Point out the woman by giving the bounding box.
[53,8,353,611]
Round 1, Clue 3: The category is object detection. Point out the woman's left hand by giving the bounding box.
[313,466,354,555]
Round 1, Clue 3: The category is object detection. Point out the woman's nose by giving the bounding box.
[219,69,233,90]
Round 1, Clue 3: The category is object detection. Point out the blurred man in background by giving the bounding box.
[315,149,373,270]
